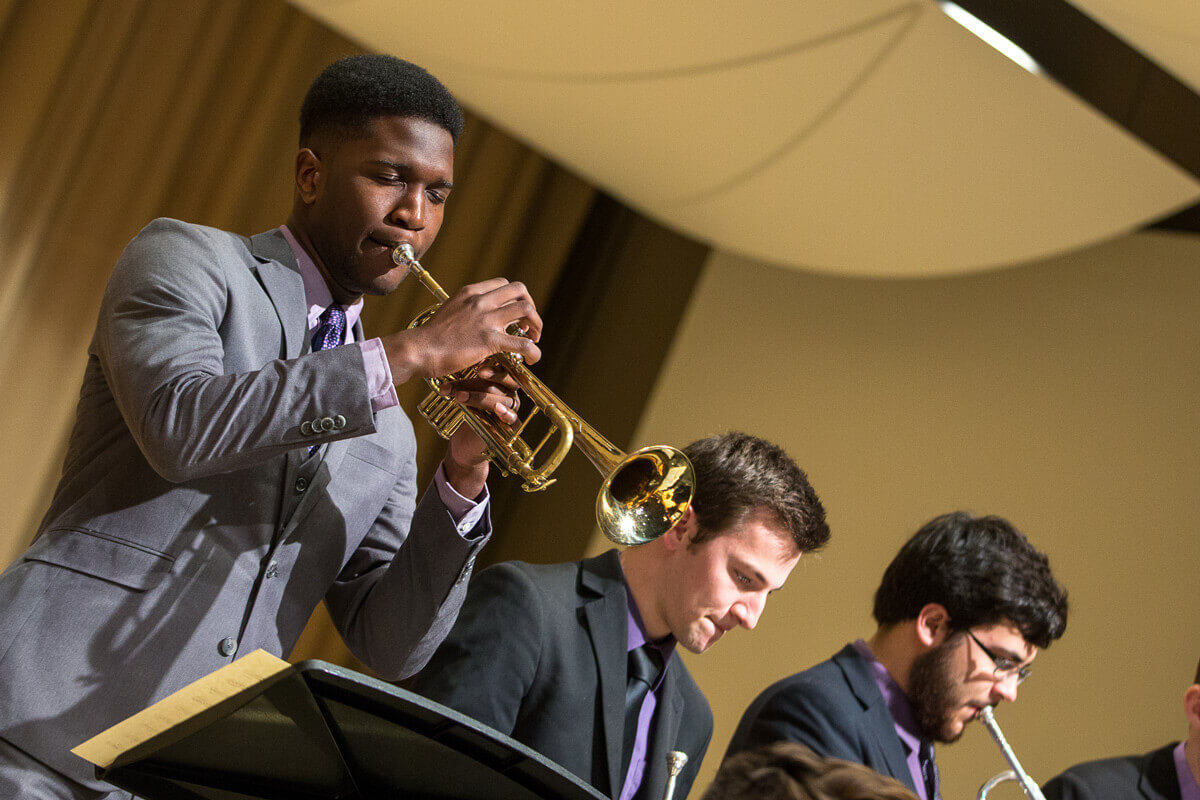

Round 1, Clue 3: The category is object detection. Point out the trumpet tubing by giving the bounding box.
[392,244,694,545]
[977,706,1047,800]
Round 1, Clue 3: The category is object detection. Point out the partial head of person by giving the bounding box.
[869,512,1068,743]
[622,431,830,655]
[1185,657,1200,768]
[289,53,465,305]
[703,741,919,800]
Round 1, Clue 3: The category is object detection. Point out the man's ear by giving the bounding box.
[295,148,322,204]
[1184,683,1200,731]
[915,603,951,648]
[660,507,695,553]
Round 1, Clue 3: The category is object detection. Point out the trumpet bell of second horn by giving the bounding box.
[597,445,694,546]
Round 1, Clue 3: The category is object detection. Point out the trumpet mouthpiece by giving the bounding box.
[392,242,416,266]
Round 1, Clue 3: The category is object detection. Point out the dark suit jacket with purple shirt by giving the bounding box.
[413,549,713,800]
[724,643,920,793]
[1042,744,1183,800]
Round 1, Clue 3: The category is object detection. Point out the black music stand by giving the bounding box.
[95,660,607,800]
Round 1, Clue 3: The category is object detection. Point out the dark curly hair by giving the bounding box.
[872,512,1068,648]
[685,432,830,554]
[300,54,464,146]
[704,742,919,800]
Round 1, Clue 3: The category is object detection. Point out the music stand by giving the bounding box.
[92,659,608,800]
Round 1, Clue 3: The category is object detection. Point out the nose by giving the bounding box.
[389,187,425,230]
[731,593,767,630]
[991,673,1020,704]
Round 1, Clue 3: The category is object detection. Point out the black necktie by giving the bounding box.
[622,645,663,781]
[918,740,939,800]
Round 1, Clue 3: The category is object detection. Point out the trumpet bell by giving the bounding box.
[597,446,694,546]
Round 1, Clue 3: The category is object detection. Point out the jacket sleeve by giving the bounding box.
[409,562,545,734]
[324,465,491,681]
[96,218,376,482]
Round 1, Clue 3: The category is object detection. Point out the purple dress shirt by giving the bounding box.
[1175,742,1200,800]
[280,225,488,526]
[619,569,675,800]
[853,639,939,800]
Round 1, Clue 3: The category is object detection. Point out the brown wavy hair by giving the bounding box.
[703,742,920,800]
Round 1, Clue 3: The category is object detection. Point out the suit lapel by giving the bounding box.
[278,317,368,538]
[580,552,630,797]
[641,660,686,800]
[248,228,306,360]
[835,645,917,789]
[1141,743,1183,800]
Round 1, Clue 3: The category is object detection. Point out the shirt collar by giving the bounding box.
[1175,741,1200,800]
[853,638,927,756]
[279,225,365,333]
[619,562,675,672]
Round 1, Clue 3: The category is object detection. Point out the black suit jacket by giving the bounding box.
[413,550,713,799]
[724,643,917,792]
[1042,744,1183,800]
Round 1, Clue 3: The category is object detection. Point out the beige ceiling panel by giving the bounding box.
[294,1,914,72]
[412,13,917,205]
[664,9,1200,275]
[1073,0,1200,93]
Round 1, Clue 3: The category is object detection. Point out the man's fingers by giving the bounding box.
[448,388,520,424]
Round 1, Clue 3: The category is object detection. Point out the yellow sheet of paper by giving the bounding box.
[71,649,290,769]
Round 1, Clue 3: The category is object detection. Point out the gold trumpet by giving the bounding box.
[392,243,694,546]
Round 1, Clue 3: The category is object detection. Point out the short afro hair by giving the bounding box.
[300,54,464,146]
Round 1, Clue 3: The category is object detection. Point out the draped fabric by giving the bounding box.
[0,0,595,666]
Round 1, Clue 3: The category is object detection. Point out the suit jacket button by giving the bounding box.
[295,477,308,494]
[218,637,238,657]
[333,415,346,430]
[300,421,313,436]
[321,416,336,432]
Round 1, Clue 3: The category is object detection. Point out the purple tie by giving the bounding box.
[312,305,346,353]
[308,306,346,455]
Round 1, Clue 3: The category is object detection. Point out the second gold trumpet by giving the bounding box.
[392,243,694,546]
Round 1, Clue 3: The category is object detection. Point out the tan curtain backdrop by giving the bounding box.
[0,0,595,665]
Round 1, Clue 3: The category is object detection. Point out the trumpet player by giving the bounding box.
[725,512,1069,800]
[0,54,539,800]
[414,432,830,800]
[1042,657,1200,800]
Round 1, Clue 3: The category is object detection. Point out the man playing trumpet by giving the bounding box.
[414,432,831,800]
[0,54,537,799]
[725,512,1069,800]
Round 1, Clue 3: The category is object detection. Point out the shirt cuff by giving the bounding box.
[358,338,400,414]
[435,462,490,538]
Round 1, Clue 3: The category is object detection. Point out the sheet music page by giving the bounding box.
[71,649,290,768]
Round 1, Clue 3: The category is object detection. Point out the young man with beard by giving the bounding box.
[414,432,831,800]
[0,55,540,799]
[724,512,1068,800]
[1041,657,1200,800]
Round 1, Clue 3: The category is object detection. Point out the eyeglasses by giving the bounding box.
[966,630,1032,684]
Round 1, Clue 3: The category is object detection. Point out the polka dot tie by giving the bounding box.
[308,305,346,455]
[311,305,346,353]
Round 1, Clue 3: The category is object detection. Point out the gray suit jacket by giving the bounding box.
[0,219,488,788]
[413,550,713,799]
[724,644,917,792]
[1042,744,1183,800]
